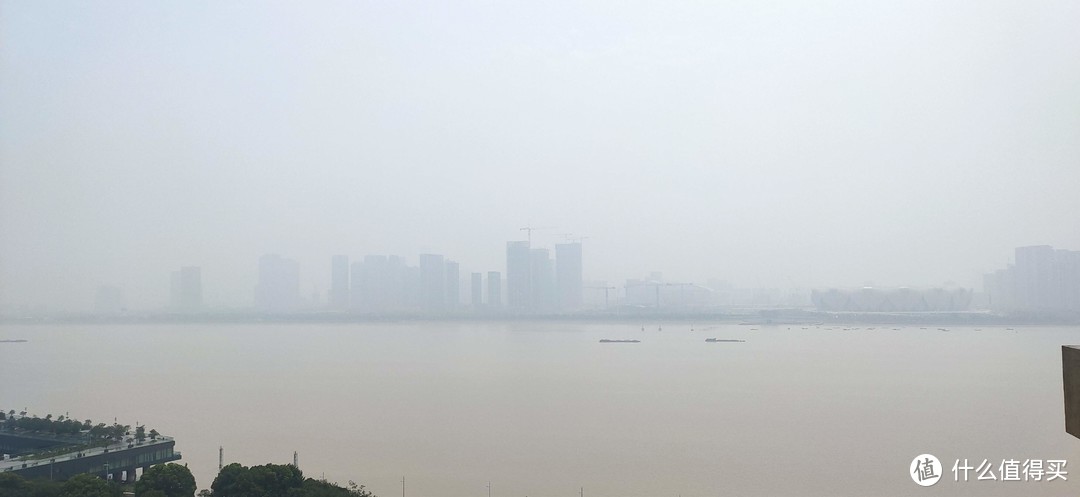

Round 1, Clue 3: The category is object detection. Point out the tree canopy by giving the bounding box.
[0,472,120,497]
[0,410,158,446]
[136,463,197,497]
[0,461,370,497]
[58,474,122,497]
[209,463,372,497]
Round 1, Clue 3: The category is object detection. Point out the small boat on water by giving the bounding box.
[0,339,27,343]
[600,339,640,343]
[705,338,745,343]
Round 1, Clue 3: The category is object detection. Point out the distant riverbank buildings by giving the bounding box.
[984,245,1080,315]
[325,253,474,314]
[505,241,584,313]
[811,287,973,312]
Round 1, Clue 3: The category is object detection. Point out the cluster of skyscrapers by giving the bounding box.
[315,240,582,315]
[153,243,1078,317]
[505,241,583,312]
[984,245,1080,314]
[325,254,465,313]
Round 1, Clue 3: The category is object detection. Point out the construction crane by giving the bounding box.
[624,280,697,308]
[585,286,616,308]
[519,225,555,246]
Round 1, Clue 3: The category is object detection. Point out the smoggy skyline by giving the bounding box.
[3,1,1079,311]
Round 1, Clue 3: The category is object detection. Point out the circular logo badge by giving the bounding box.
[910,454,942,486]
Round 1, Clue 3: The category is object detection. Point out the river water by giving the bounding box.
[1,322,1078,496]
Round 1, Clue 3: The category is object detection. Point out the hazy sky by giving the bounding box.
[2,1,1079,310]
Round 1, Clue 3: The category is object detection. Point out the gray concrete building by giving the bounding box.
[506,241,531,309]
[330,255,349,310]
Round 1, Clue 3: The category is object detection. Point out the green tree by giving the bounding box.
[0,472,30,497]
[346,481,373,497]
[0,472,62,497]
[211,463,258,497]
[211,463,373,497]
[135,425,146,442]
[248,464,303,495]
[89,423,108,441]
[136,463,197,497]
[297,479,351,497]
[59,474,120,497]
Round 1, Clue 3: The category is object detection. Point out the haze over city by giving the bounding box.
[2,1,1079,312]
[5,3,1080,497]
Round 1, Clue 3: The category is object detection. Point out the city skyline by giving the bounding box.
[12,240,1076,315]
[3,2,1080,495]
[3,1,1079,312]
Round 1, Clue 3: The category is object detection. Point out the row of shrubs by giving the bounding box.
[0,462,374,497]
[1,411,158,443]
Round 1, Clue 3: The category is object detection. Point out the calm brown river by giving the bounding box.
[1,322,1078,496]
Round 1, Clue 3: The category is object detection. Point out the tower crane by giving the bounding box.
[585,285,616,308]
[519,225,555,246]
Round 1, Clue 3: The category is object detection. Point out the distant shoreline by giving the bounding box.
[2,309,1077,326]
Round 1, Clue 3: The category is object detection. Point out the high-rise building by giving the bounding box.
[445,260,460,309]
[984,265,1016,310]
[530,248,555,310]
[984,245,1080,313]
[419,254,446,311]
[471,272,483,307]
[487,271,502,308]
[1015,245,1056,310]
[349,259,368,310]
[330,255,349,310]
[170,266,202,311]
[403,262,421,310]
[256,254,300,313]
[555,242,583,310]
[351,255,414,313]
[506,241,531,309]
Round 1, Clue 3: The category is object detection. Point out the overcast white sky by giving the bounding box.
[2,1,1079,311]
